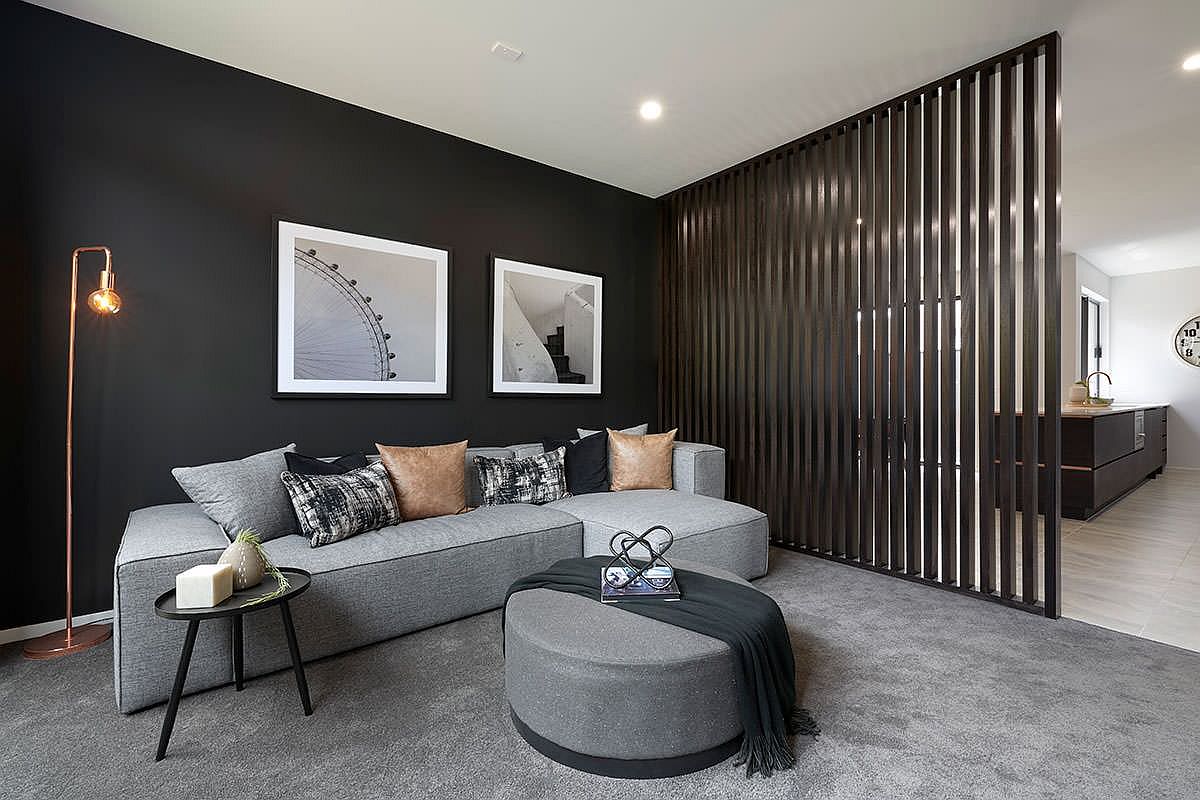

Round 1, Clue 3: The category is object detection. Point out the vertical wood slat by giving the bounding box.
[761,157,776,542]
[1020,54,1040,605]
[827,135,842,555]
[719,173,733,503]
[921,91,939,580]
[998,57,1018,599]
[939,82,958,585]
[859,117,876,563]
[839,126,855,558]
[889,104,905,571]
[748,164,761,537]
[873,112,888,567]
[959,73,978,589]
[1043,35,1063,618]
[790,152,804,548]
[655,34,1064,618]
[977,68,996,595]
[848,121,861,561]
[787,151,796,551]
[820,137,835,552]
[815,141,830,552]
[904,98,921,575]
[800,144,815,549]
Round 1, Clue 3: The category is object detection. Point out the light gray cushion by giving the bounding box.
[113,503,235,712]
[505,559,746,759]
[509,442,545,460]
[547,489,769,579]
[171,444,297,542]
[672,441,726,498]
[576,423,648,439]
[241,504,583,678]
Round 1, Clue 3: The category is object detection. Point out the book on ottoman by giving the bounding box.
[600,565,680,602]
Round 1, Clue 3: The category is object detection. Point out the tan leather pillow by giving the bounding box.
[375,440,468,520]
[608,428,676,491]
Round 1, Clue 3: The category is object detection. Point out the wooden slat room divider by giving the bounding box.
[658,34,1062,616]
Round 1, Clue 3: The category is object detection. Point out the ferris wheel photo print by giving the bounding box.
[275,220,450,397]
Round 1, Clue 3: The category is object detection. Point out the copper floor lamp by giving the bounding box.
[24,246,123,659]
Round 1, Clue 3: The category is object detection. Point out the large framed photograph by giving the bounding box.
[491,256,602,396]
[274,220,450,397]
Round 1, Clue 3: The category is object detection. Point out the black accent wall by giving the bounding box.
[4,2,657,629]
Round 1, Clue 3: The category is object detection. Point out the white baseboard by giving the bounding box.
[0,609,114,647]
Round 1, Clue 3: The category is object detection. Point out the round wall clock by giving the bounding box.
[1176,314,1200,368]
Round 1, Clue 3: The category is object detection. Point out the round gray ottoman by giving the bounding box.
[504,559,747,778]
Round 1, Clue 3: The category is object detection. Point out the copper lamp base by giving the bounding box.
[23,623,112,660]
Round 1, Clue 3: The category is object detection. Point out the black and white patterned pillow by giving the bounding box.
[281,462,400,547]
[474,447,569,506]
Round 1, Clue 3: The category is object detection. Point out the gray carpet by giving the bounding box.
[4,548,1200,800]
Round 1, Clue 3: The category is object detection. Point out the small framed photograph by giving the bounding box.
[274,219,450,397]
[490,256,602,396]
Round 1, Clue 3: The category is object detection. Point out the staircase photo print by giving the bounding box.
[490,256,602,396]
[274,219,450,397]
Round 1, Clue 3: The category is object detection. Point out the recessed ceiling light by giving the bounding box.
[1183,52,1200,71]
[639,100,663,121]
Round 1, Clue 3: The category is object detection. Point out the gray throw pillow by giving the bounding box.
[577,423,649,439]
[172,444,297,542]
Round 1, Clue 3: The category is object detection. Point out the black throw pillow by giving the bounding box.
[284,451,369,476]
[542,432,609,495]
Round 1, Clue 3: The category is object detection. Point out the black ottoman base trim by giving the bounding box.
[510,707,741,779]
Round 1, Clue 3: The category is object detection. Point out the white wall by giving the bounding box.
[1109,265,1200,468]
[563,285,595,383]
[1061,252,1112,397]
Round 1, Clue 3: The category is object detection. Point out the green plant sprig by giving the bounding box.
[233,530,291,607]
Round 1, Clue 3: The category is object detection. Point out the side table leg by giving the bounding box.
[156,619,200,762]
[279,601,312,716]
[232,615,244,691]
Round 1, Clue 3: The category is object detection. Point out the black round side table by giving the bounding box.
[152,567,312,761]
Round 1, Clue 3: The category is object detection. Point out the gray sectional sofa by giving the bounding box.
[113,441,769,713]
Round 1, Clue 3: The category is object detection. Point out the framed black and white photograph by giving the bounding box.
[275,220,450,397]
[490,256,602,396]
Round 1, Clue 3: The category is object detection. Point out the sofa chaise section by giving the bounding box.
[547,489,769,580]
[114,502,581,713]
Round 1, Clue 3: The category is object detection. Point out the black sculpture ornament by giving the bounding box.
[604,526,675,590]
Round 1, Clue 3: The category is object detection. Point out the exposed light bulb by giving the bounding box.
[1183,52,1200,71]
[639,100,663,121]
[88,287,122,314]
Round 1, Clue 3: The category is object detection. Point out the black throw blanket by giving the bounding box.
[504,556,819,778]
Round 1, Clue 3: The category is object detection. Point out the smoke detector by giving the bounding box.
[491,41,524,62]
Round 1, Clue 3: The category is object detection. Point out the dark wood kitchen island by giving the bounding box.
[1000,404,1168,520]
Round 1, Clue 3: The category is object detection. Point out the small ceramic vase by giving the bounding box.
[218,539,265,590]
[1068,382,1088,406]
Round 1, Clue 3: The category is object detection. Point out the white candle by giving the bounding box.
[176,563,234,609]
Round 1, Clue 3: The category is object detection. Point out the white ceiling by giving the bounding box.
[29,0,1200,275]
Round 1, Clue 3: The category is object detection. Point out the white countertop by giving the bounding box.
[1060,402,1169,418]
[1008,403,1169,418]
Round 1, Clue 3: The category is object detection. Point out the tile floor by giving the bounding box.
[1059,468,1200,650]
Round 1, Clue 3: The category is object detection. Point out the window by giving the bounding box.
[1080,295,1103,395]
